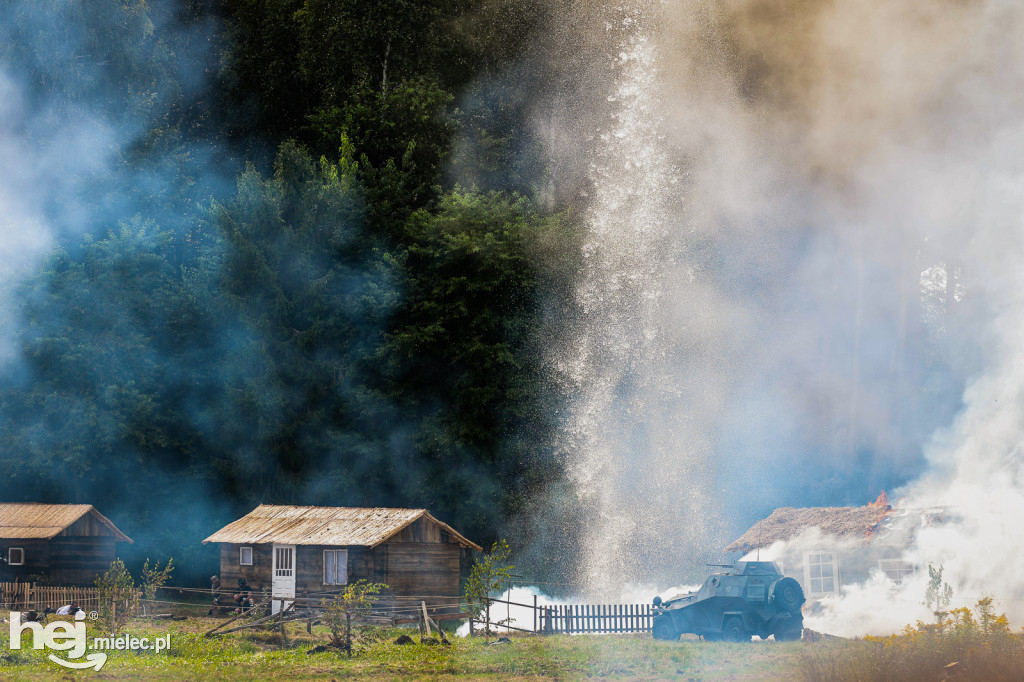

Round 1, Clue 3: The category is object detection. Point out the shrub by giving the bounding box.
[797,599,1023,682]
[321,579,387,651]
[463,539,513,642]
[95,559,138,634]
[141,557,175,601]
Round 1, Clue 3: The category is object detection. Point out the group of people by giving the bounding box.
[22,601,80,623]
[210,575,255,614]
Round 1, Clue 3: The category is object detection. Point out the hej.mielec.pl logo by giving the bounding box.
[8,610,171,671]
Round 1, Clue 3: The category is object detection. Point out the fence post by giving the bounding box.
[421,602,431,637]
[533,594,537,633]
[346,612,351,657]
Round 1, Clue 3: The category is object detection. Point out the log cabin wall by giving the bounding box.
[59,514,120,538]
[218,543,273,590]
[389,518,444,544]
[379,543,461,597]
[293,545,375,596]
[285,542,460,600]
[49,536,117,585]
[0,540,49,582]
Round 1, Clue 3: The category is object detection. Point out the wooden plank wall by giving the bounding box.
[59,513,118,537]
[49,536,117,585]
[0,540,49,582]
[389,518,445,544]
[382,543,460,597]
[212,539,463,610]
[218,543,273,590]
[293,545,375,596]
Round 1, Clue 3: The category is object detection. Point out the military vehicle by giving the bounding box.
[650,561,804,642]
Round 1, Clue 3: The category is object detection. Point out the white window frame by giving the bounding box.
[239,546,253,566]
[323,549,349,585]
[8,547,24,566]
[803,551,838,598]
[879,558,915,584]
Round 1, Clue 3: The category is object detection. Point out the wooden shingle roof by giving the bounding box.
[0,503,133,542]
[202,505,481,550]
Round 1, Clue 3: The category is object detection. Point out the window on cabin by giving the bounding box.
[239,547,253,566]
[804,552,838,597]
[879,558,915,584]
[324,549,348,585]
[8,547,24,566]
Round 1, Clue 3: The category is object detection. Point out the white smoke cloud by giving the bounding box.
[0,70,55,365]
[539,0,1024,634]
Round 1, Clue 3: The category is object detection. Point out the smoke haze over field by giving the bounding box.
[541,0,1024,624]
[3,0,1024,630]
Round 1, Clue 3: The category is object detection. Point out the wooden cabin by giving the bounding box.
[0,503,133,585]
[725,496,947,604]
[203,505,481,613]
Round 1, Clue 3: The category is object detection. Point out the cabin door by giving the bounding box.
[271,543,296,614]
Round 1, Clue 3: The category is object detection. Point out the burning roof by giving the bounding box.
[0,503,133,542]
[725,504,893,554]
[202,505,482,550]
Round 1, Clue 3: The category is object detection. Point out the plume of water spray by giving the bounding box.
[541,0,1024,627]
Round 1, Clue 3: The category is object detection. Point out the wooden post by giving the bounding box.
[306,617,312,634]
[421,602,432,637]
[346,613,351,657]
[469,616,475,637]
[533,595,537,633]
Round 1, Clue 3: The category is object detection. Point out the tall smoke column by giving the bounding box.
[0,72,55,366]
[542,0,1024,614]
[551,0,734,598]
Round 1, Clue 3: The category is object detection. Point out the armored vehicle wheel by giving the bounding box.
[771,577,804,612]
[722,617,748,643]
[774,618,803,642]
[652,616,678,641]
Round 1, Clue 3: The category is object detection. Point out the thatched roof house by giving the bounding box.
[724,495,941,602]
[0,503,133,585]
[725,504,892,554]
[204,505,480,613]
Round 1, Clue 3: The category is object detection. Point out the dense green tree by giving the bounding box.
[379,187,573,536]
[0,0,578,582]
[206,141,398,501]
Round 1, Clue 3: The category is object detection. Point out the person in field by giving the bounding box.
[233,578,253,612]
[55,601,80,616]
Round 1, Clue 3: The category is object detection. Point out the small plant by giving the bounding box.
[463,539,514,642]
[321,579,387,653]
[141,557,175,601]
[95,559,138,635]
[922,563,953,624]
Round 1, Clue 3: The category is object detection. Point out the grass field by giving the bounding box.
[0,614,819,681]
[0,614,1020,681]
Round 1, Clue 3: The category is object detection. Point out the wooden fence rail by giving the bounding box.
[0,582,101,611]
[537,603,654,634]
[474,597,654,635]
